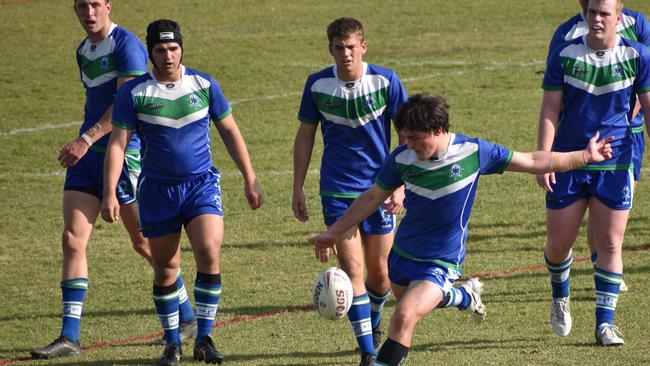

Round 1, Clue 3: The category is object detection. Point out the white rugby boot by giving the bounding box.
[595,323,624,346]
[460,277,485,324]
[550,297,572,336]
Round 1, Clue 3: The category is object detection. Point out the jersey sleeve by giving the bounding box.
[385,71,408,120]
[208,76,233,122]
[542,45,565,91]
[375,150,403,191]
[115,34,148,78]
[547,26,567,65]
[634,45,650,94]
[633,10,650,47]
[297,76,320,124]
[477,138,513,175]
[112,83,137,130]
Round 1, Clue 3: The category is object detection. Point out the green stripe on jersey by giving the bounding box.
[395,143,479,196]
[561,56,637,87]
[313,87,388,121]
[135,87,210,120]
[79,55,117,80]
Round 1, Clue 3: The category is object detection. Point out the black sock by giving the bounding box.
[376,338,409,366]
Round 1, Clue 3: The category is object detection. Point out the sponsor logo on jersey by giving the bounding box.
[90,44,97,52]
[571,65,589,76]
[324,100,344,110]
[144,102,166,111]
[345,82,355,88]
[403,167,423,179]
[165,83,175,89]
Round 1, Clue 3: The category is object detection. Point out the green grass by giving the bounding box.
[2,0,650,365]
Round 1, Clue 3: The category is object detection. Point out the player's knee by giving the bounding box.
[60,229,87,255]
[596,239,623,256]
[390,307,417,332]
[366,264,389,284]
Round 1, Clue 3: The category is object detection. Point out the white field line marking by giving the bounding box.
[0,121,82,136]
[9,168,320,179]
[2,59,545,137]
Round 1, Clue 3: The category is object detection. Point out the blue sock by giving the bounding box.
[366,284,390,330]
[546,254,573,298]
[436,287,470,309]
[60,278,88,341]
[153,283,180,345]
[347,294,375,356]
[594,267,622,327]
[177,268,195,323]
[194,272,222,340]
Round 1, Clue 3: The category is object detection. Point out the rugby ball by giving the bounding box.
[312,267,353,320]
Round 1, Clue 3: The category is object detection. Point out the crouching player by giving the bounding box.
[310,94,613,366]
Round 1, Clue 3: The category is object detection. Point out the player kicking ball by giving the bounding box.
[311,94,613,366]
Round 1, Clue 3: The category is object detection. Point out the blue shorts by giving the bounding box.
[632,130,644,181]
[387,250,460,295]
[64,148,140,205]
[321,196,395,235]
[545,169,634,210]
[138,167,223,238]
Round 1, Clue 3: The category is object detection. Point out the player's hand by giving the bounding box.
[100,194,120,223]
[384,185,405,215]
[309,233,338,262]
[292,188,309,222]
[536,172,555,193]
[585,131,613,163]
[244,177,263,210]
[57,137,90,167]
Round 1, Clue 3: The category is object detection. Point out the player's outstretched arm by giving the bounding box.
[310,184,392,261]
[101,126,131,223]
[536,90,563,192]
[292,123,317,222]
[507,132,613,174]
[216,115,263,210]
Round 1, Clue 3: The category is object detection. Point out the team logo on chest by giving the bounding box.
[100,56,109,71]
[189,94,200,108]
[450,163,463,179]
[611,64,624,79]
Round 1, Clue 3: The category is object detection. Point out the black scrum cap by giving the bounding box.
[146,19,183,55]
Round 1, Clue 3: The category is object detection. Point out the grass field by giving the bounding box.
[2,0,650,365]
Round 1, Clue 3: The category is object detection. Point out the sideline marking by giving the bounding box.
[4,250,647,365]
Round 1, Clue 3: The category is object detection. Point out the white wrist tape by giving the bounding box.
[80,133,93,147]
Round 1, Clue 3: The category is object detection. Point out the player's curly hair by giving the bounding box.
[327,17,364,44]
[394,94,450,133]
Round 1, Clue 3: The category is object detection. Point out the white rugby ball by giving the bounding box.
[313,267,353,320]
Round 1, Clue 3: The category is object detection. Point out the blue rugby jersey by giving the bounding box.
[298,62,408,198]
[544,35,650,170]
[376,134,512,267]
[112,65,232,181]
[76,23,147,149]
[547,9,650,132]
